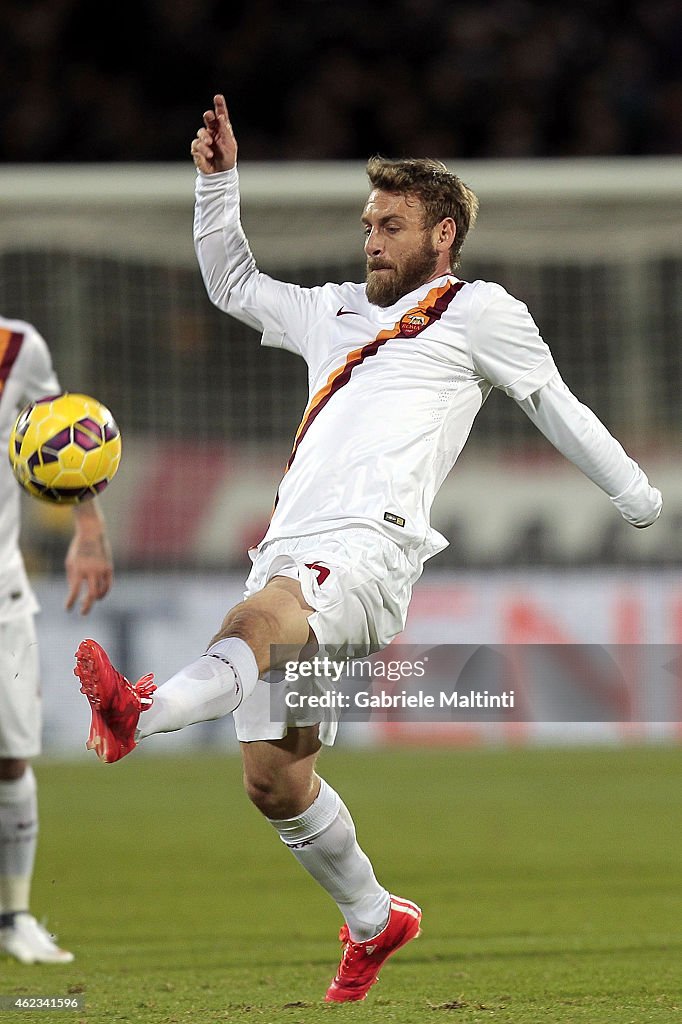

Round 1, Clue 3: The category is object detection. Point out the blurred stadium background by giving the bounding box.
[1,0,680,755]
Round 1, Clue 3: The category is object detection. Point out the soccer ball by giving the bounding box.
[8,393,122,504]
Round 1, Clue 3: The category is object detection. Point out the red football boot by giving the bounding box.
[325,895,422,1003]
[74,639,156,763]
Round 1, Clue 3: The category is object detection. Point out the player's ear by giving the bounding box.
[432,218,456,257]
[436,218,456,251]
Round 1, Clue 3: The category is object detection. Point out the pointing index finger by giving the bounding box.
[214,94,229,122]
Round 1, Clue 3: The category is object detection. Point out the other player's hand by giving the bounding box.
[65,528,114,615]
[191,94,237,174]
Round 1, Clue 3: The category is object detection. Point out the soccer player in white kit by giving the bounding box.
[74,95,662,1002]
[0,316,113,964]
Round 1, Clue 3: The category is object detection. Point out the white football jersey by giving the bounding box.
[259,275,557,561]
[195,168,661,564]
[0,316,60,621]
[195,170,557,565]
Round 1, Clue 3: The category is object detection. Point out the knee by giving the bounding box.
[243,765,286,818]
[210,602,280,649]
[210,584,310,654]
[243,764,314,820]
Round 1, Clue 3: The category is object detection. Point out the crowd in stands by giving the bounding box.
[1,0,680,161]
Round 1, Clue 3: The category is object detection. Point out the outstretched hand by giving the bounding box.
[191,94,237,174]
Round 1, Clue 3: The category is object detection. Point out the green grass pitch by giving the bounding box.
[1,745,680,1023]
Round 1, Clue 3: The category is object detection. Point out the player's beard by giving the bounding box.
[365,237,440,308]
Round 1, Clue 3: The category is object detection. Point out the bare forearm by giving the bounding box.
[66,499,113,613]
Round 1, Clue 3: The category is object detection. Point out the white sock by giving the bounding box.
[269,779,390,942]
[0,768,38,915]
[137,638,258,739]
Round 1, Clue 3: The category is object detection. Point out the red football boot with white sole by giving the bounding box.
[74,638,156,763]
[325,895,422,1003]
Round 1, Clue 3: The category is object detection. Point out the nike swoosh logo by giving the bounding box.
[336,307,359,316]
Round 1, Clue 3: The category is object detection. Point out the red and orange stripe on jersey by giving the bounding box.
[0,327,24,397]
[281,280,465,485]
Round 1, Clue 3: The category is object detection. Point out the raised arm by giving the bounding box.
[190,95,328,354]
[191,93,266,329]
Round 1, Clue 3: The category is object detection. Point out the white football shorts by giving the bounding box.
[232,527,422,746]
[0,613,41,759]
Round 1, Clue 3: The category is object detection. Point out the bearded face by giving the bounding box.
[366,237,440,308]
[362,189,447,308]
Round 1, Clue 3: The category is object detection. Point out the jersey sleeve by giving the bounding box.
[469,284,557,400]
[193,168,330,362]
[518,372,662,527]
[13,322,60,405]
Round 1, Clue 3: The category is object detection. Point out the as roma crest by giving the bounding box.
[399,308,431,337]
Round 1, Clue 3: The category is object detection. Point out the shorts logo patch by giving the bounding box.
[305,562,330,585]
[384,512,405,527]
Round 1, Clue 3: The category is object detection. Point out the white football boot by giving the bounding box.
[0,913,74,964]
